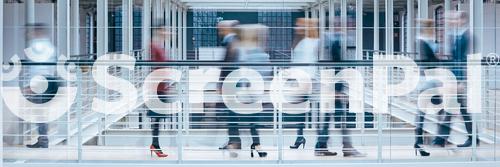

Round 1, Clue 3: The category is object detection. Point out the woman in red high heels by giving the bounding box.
[146,23,170,158]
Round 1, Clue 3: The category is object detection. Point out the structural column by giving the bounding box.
[311,5,318,19]
[25,0,35,24]
[165,0,171,54]
[25,0,35,48]
[71,0,80,55]
[183,8,187,60]
[319,1,326,60]
[385,0,393,55]
[418,0,428,18]
[97,0,108,57]
[328,0,335,29]
[340,0,346,59]
[355,0,363,60]
[178,6,183,59]
[1,0,4,164]
[443,0,451,55]
[305,8,310,19]
[56,0,70,144]
[471,0,483,54]
[172,5,177,59]
[122,0,133,54]
[57,0,70,57]
[143,0,151,58]
[374,0,379,52]
[406,0,415,53]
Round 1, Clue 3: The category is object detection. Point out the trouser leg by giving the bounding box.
[339,108,353,149]
[415,111,426,145]
[151,117,161,146]
[250,123,260,145]
[316,113,331,147]
[37,123,49,144]
[435,109,452,143]
[227,111,241,144]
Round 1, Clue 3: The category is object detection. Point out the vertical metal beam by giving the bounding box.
[71,0,80,55]
[97,0,108,56]
[319,1,326,60]
[311,5,318,19]
[305,8,310,19]
[122,0,133,54]
[183,8,187,60]
[340,0,347,59]
[25,0,35,24]
[178,6,183,59]
[407,0,415,53]
[374,0,381,162]
[471,0,483,54]
[374,0,379,51]
[329,0,335,29]
[470,0,483,162]
[25,0,35,48]
[165,0,171,54]
[355,0,363,60]
[400,12,405,52]
[385,0,393,55]
[56,0,70,154]
[418,0,428,19]
[0,0,4,163]
[172,5,177,59]
[143,0,152,59]
[444,0,451,55]
[57,0,70,57]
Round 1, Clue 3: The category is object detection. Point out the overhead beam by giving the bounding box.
[189,7,305,10]
[182,0,316,3]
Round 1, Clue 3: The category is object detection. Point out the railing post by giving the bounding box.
[277,66,284,163]
[76,67,83,162]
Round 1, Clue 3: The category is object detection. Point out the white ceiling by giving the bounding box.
[181,0,316,10]
[180,0,412,11]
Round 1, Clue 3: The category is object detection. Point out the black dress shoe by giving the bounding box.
[314,142,337,156]
[342,149,367,157]
[457,137,480,147]
[315,149,337,156]
[26,141,48,148]
[431,138,446,147]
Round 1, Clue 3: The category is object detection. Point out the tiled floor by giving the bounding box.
[3,145,498,162]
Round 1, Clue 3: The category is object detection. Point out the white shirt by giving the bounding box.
[292,38,320,79]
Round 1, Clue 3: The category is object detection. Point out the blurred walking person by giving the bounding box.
[146,23,171,158]
[287,18,320,151]
[23,23,58,149]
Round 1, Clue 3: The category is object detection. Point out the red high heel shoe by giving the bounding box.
[150,145,168,158]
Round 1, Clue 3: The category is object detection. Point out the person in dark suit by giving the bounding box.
[312,29,365,157]
[436,11,477,148]
[414,19,439,156]
[23,23,58,149]
[216,20,242,151]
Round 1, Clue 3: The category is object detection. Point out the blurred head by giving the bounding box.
[235,24,268,48]
[26,23,49,40]
[295,18,319,38]
[447,11,468,27]
[152,22,169,41]
[417,19,434,36]
[217,20,239,38]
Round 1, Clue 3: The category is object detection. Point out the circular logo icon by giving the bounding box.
[486,53,499,66]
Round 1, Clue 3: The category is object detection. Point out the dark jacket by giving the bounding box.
[450,29,469,80]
